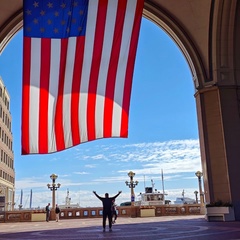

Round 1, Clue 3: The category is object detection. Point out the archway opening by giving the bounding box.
[0,16,201,208]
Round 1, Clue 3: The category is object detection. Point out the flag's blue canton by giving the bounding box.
[23,0,89,38]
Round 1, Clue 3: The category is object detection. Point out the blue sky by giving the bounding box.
[0,17,201,208]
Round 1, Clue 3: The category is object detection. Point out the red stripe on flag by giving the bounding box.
[71,37,85,145]
[22,37,31,155]
[38,38,51,153]
[104,0,127,138]
[121,0,144,137]
[54,39,68,151]
[87,0,108,141]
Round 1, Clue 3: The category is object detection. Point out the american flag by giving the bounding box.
[22,0,144,154]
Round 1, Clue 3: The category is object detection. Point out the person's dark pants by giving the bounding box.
[112,210,117,221]
[103,211,112,229]
[46,211,50,221]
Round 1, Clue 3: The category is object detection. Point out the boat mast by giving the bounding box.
[161,169,165,201]
[29,189,32,209]
[151,179,155,192]
[19,189,23,209]
[161,169,165,193]
[182,189,185,198]
[144,175,146,190]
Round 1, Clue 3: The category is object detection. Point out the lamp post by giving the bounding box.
[47,174,61,209]
[195,171,204,205]
[125,171,138,206]
[194,190,198,204]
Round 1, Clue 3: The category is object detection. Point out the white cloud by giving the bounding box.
[84,164,97,168]
[73,172,89,175]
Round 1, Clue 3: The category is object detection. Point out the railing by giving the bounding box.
[0,204,202,223]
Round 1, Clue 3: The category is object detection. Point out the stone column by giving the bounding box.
[195,85,240,220]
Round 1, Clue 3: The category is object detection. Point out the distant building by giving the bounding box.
[58,189,80,209]
[0,76,14,211]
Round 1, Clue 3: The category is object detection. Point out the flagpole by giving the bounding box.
[144,175,146,191]
[161,169,165,195]
[29,189,32,209]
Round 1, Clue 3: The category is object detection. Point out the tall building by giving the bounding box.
[0,76,14,211]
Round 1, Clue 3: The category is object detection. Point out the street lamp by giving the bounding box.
[47,174,61,209]
[125,171,138,205]
[195,171,204,205]
[194,190,198,204]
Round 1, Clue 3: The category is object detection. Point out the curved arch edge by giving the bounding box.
[0,3,208,90]
[0,10,23,55]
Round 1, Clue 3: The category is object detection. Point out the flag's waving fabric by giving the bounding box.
[22,0,144,154]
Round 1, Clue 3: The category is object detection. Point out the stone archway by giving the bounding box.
[143,1,240,221]
[1,0,240,220]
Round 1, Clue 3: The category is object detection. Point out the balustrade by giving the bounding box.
[0,204,201,223]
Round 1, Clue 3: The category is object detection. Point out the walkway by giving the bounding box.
[0,215,240,240]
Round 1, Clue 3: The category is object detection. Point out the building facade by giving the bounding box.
[0,76,14,211]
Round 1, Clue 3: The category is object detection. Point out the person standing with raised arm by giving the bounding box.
[93,190,122,232]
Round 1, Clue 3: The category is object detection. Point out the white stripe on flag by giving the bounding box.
[48,39,60,153]
[29,38,41,153]
[63,37,77,148]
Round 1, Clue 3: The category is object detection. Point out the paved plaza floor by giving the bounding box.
[0,215,240,240]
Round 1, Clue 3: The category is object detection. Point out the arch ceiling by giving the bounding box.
[0,0,212,88]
